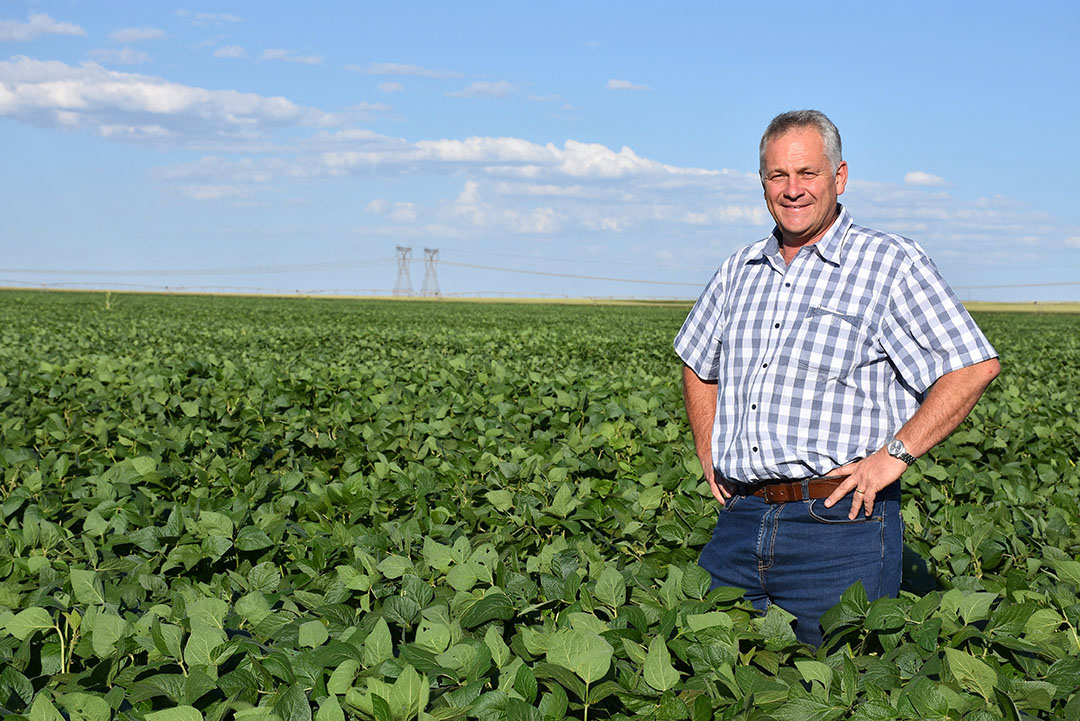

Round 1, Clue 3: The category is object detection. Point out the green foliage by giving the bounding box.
[0,292,1078,720]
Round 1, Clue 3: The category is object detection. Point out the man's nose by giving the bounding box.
[783,177,804,198]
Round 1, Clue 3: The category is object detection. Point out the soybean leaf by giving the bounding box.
[643,636,680,692]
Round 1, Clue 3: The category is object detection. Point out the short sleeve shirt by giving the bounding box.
[674,206,997,482]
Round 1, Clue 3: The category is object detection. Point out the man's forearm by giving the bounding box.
[682,364,718,475]
[826,356,1001,517]
[894,357,1001,457]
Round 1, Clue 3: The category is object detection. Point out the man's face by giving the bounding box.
[761,127,848,247]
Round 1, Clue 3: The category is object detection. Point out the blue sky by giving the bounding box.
[2,1,1078,300]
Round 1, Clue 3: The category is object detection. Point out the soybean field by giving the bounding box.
[1,290,1078,721]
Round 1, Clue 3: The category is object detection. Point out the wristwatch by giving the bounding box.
[886,437,917,465]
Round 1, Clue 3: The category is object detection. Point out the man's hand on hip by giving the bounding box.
[700,460,733,505]
[823,450,908,519]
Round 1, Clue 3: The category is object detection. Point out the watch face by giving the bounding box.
[888,439,903,455]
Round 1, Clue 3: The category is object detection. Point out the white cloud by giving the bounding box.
[346,62,462,78]
[585,216,628,232]
[447,81,515,99]
[1065,237,1080,248]
[316,135,721,181]
[449,181,560,234]
[527,93,562,103]
[175,10,243,27]
[0,56,339,142]
[378,81,404,93]
[177,184,252,200]
[607,78,650,91]
[109,27,165,43]
[0,13,85,41]
[365,198,387,213]
[213,45,247,58]
[88,48,150,65]
[389,202,418,222]
[904,170,947,187]
[260,49,323,65]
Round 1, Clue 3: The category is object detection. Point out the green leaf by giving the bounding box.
[485,490,513,511]
[145,707,205,721]
[249,562,281,593]
[363,618,393,667]
[483,625,510,667]
[752,604,799,648]
[4,606,53,640]
[545,628,613,684]
[592,566,626,610]
[772,695,846,721]
[236,525,274,551]
[300,620,329,648]
[643,636,681,692]
[957,592,997,624]
[547,484,580,517]
[315,695,345,721]
[371,694,393,721]
[686,612,732,633]
[28,694,67,721]
[864,598,907,632]
[328,659,361,695]
[944,647,998,701]
[70,568,106,606]
[236,591,272,626]
[184,625,226,668]
[514,663,538,704]
[795,660,833,693]
[680,565,712,600]
[274,684,313,721]
[389,665,429,721]
[638,484,664,511]
[57,692,112,721]
[377,555,414,579]
[458,589,514,628]
[188,597,229,629]
[90,611,129,658]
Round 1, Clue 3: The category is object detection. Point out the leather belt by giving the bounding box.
[738,476,844,503]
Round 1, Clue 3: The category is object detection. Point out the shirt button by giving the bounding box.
[785,282,791,287]
[762,362,768,368]
[752,446,758,452]
[751,404,757,410]
[774,323,780,329]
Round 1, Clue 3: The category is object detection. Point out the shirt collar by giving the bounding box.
[751,204,853,267]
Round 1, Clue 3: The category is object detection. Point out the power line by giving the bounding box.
[439,260,704,286]
[0,260,392,277]
[952,280,1080,290]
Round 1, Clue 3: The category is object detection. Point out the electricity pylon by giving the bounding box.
[421,248,440,298]
[393,246,413,296]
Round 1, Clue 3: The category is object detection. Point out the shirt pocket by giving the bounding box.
[792,306,869,382]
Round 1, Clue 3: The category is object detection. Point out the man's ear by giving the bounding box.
[835,161,848,196]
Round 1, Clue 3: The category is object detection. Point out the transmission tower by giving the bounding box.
[393,246,413,296]
[421,248,441,298]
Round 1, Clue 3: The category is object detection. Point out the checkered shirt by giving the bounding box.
[674,206,997,483]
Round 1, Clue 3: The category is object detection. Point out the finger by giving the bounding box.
[707,477,727,506]
[848,487,877,520]
[847,488,865,520]
[826,462,859,478]
[824,477,859,508]
[861,489,877,518]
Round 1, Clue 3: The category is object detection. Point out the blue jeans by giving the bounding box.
[698,485,902,646]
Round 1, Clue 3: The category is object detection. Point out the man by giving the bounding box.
[674,110,1000,646]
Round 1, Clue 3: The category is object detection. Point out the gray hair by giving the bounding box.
[758,110,843,177]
